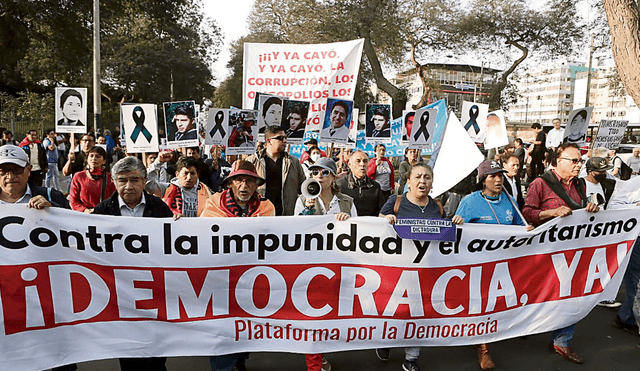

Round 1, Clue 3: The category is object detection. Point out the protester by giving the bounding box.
[0,145,73,370]
[184,146,214,190]
[200,160,272,370]
[0,144,68,208]
[63,133,96,178]
[302,146,324,178]
[201,160,274,217]
[0,130,19,146]
[608,173,640,340]
[609,149,623,179]
[299,138,327,164]
[92,156,171,371]
[295,158,353,371]
[581,156,622,308]
[397,148,421,195]
[501,154,524,210]
[335,149,386,216]
[205,145,232,193]
[146,154,213,218]
[295,157,357,219]
[546,118,564,152]
[19,129,47,186]
[368,143,395,199]
[69,147,116,213]
[528,123,546,182]
[246,125,306,216]
[335,148,353,175]
[43,129,60,190]
[513,138,526,179]
[451,160,530,370]
[627,147,640,177]
[523,143,599,364]
[377,162,443,371]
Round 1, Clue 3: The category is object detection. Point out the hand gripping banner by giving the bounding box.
[0,206,638,370]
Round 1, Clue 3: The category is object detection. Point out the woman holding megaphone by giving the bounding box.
[294,157,357,371]
[294,157,357,221]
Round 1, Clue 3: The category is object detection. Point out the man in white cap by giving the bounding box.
[0,144,68,208]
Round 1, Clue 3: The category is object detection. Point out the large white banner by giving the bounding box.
[0,206,638,370]
[243,39,364,132]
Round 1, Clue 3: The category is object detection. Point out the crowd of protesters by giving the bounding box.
[2,118,640,371]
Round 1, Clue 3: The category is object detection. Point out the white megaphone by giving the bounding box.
[301,178,322,199]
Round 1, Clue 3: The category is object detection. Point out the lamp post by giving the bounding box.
[93,0,101,133]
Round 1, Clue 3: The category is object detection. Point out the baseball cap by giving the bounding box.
[585,156,613,172]
[309,157,337,175]
[304,138,318,146]
[0,144,29,168]
[477,160,506,179]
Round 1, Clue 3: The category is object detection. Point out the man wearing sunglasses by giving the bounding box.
[246,125,305,215]
[523,143,599,364]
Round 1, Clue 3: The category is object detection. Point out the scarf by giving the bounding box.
[221,189,261,217]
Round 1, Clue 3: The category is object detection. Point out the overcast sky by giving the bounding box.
[204,0,255,82]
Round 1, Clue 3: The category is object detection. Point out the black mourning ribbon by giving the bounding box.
[464,105,480,134]
[130,106,152,142]
[414,111,430,142]
[209,111,226,138]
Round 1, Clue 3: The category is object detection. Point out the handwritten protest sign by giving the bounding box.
[243,40,364,132]
[593,119,629,149]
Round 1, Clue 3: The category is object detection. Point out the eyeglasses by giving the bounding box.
[560,157,584,165]
[0,167,26,176]
[269,135,286,142]
[311,169,332,177]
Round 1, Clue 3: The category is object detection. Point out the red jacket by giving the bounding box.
[367,156,395,191]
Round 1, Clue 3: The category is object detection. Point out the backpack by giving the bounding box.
[615,156,632,180]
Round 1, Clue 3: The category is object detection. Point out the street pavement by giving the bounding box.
[70,292,640,371]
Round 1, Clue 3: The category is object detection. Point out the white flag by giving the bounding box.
[431,113,484,197]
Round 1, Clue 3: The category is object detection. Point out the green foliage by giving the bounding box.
[459,0,585,110]
[0,0,222,131]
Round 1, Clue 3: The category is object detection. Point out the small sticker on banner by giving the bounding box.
[393,218,456,241]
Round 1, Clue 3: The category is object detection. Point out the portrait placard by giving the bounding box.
[365,103,392,143]
[563,107,594,146]
[484,110,509,150]
[163,101,198,148]
[55,87,88,134]
[282,100,310,144]
[319,98,353,144]
[227,110,258,155]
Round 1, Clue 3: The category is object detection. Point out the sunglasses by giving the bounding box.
[0,167,26,176]
[560,157,584,165]
[269,135,286,141]
[311,168,332,177]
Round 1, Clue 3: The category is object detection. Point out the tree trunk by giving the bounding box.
[410,43,432,109]
[603,0,640,108]
[362,35,407,119]
[488,41,528,111]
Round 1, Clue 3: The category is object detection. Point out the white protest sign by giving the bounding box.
[243,39,364,132]
[593,120,629,149]
[121,104,159,153]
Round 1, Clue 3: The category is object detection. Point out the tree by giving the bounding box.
[1,0,222,131]
[237,0,461,118]
[603,0,640,109]
[459,0,585,110]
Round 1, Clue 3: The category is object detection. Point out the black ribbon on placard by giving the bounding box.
[464,105,480,134]
[414,111,430,142]
[209,110,226,138]
[130,106,152,142]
